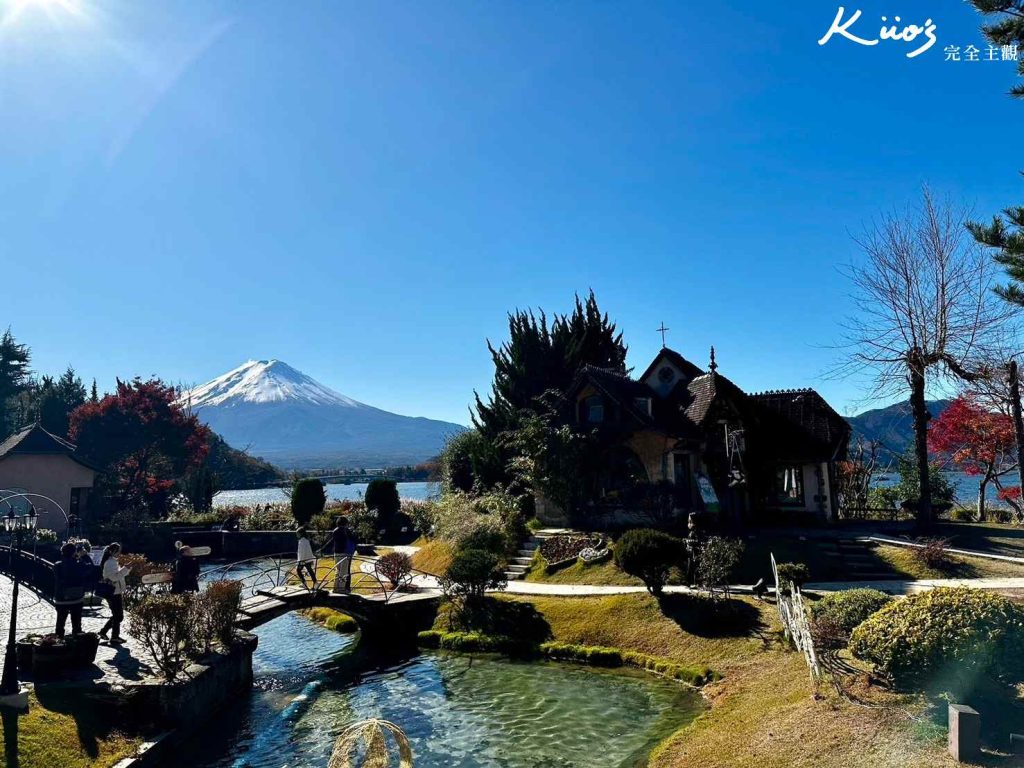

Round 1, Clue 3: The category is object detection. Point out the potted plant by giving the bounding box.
[29,632,101,677]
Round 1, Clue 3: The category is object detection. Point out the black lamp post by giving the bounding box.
[0,504,37,703]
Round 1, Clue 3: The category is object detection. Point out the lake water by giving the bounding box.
[215,473,1004,511]
[187,613,703,768]
[214,481,439,507]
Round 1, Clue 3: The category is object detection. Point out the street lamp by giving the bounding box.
[0,503,37,709]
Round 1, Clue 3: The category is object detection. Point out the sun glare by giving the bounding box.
[2,0,85,28]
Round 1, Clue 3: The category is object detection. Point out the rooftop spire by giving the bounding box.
[709,345,718,373]
[656,321,670,348]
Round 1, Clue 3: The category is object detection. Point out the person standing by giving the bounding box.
[331,517,358,593]
[172,543,201,594]
[98,543,131,644]
[296,527,317,589]
[53,543,87,637]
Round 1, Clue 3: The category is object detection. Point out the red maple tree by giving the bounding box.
[69,378,210,520]
[928,395,1019,521]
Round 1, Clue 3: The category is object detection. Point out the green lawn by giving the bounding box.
[0,692,141,768]
[874,544,1024,580]
[431,592,956,768]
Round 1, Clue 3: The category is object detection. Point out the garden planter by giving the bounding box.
[16,640,34,670]
[29,633,100,677]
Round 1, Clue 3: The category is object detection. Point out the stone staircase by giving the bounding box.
[505,529,568,581]
[817,538,899,581]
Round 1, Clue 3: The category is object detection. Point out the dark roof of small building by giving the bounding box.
[577,365,657,426]
[749,389,850,457]
[638,348,705,383]
[0,424,100,471]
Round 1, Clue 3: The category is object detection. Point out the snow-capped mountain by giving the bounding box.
[180,360,465,469]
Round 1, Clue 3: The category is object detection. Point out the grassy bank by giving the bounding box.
[429,592,955,768]
[0,693,141,768]
[874,544,1024,580]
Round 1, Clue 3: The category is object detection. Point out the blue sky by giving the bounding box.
[1,0,1022,426]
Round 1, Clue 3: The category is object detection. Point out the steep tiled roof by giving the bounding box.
[749,389,850,456]
[639,348,705,383]
[578,365,656,425]
[0,424,100,471]
[680,372,749,425]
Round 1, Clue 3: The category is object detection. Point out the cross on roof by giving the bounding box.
[656,322,670,348]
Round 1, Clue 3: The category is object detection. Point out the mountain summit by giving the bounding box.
[180,361,465,469]
[186,360,365,408]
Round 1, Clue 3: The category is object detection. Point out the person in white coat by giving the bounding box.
[296,527,317,589]
[98,542,131,644]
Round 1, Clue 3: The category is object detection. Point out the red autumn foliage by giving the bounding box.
[69,378,210,518]
[928,396,1016,477]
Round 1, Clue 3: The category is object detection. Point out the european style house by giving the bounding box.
[0,423,98,534]
[542,347,851,526]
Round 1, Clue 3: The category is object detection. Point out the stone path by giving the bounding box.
[0,575,156,685]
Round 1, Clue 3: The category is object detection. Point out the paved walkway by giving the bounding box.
[0,575,156,685]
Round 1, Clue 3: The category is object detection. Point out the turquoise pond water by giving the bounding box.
[185,613,703,768]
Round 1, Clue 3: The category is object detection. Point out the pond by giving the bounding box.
[186,613,704,768]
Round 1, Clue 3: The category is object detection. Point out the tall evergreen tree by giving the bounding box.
[90,378,99,403]
[0,329,31,438]
[968,1,1024,97]
[35,367,87,437]
[473,291,627,438]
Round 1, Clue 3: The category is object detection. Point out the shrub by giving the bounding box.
[429,490,525,554]
[198,580,242,648]
[365,479,401,530]
[129,594,195,680]
[291,478,326,527]
[614,529,684,596]
[348,505,380,543]
[810,588,891,639]
[850,587,1024,692]
[694,536,744,598]
[440,549,507,600]
[775,562,810,595]
[406,500,435,536]
[375,552,414,589]
[913,537,951,570]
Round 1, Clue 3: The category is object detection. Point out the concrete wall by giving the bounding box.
[0,454,96,533]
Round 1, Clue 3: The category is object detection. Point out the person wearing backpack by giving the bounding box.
[53,542,88,637]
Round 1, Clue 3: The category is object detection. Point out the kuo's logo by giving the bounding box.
[818,6,938,58]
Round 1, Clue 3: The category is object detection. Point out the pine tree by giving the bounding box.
[0,329,31,438]
[90,378,99,403]
[473,290,627,438]
[967,1,1024,97]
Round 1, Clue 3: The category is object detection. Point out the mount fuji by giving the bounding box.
[180,360,466,469]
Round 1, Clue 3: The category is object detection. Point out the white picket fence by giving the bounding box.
[771,552,821,681]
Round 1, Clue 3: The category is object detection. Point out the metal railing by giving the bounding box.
[202,552,440,605]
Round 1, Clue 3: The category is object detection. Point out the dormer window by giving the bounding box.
[585,395,604,423]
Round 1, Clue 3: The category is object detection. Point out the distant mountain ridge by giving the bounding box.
[180,360,466,469]
[846,399,953,459]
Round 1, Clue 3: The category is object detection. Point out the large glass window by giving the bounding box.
[775,465,804,506]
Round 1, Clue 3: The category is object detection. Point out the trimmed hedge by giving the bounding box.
[850,587,1024,690]
[810,589,891,634]
[416,631,716,686]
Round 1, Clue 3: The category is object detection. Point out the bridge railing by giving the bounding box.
[0,545,57,600]
[203,552,440,604]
